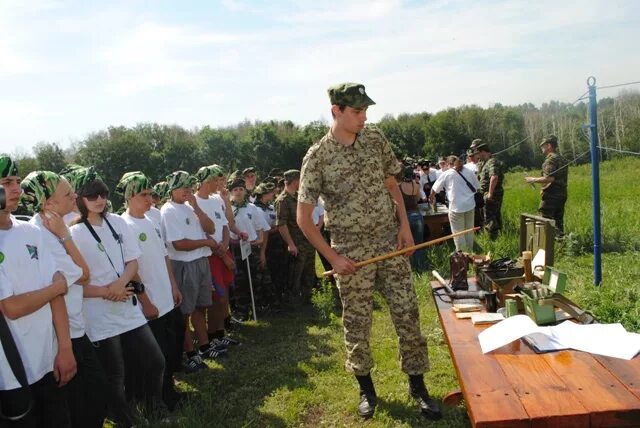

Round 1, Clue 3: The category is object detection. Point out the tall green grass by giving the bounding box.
[156,157,639,427]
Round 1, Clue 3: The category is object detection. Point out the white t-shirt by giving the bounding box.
[160,201,212,262]
[312,203,325,226]
[463,163,478,174]
[248,203,270,232]
[230,205,258,242]
[193,195,228,244]
[0,219,56,389]
[121,213,174,318]
[146,206,162,229]
[70,214,147,342]
[431,168,480,213]
[257,204,277,228]
[63,211,80,226]
[30,214,85,339]
[419,169,438,188]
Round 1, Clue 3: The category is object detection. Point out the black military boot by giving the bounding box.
[355,374,377,419]
[408,375,442,420]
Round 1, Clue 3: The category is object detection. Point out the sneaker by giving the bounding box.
[215,336,241,346]
[199,343,228,360]
[183,354,207,373]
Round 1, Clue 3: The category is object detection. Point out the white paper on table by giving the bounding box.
[478,315,640,360]
[552,321,640,360]
[240,239,252,261]
[478,315,541,353]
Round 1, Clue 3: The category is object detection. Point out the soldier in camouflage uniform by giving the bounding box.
[275,170,317,304]
[473,142,505,240]
[297,83,441,420]
[525,135,569,234]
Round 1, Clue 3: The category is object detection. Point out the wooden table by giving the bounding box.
[430,281,640,427]
[423,211,450,240]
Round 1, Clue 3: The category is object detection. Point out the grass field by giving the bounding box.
[159,157,640,428]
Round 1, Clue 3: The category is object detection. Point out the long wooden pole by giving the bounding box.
[322,227,479,276]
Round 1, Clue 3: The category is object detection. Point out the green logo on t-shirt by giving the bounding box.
[0,252,4,264]
[139,232,147,242]
[98,243,105,252]
[186,218,191,225]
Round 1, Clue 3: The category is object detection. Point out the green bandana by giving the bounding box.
[195,165,224,184]
[61,165,103,193]
[166,171,195,193]
[0,156,19,178]
[152,181,169,201]
[20,171,62,212]
[230,198,248,216]
[253,182,275,196]
[226,177,245,191]
[115,171,151,203]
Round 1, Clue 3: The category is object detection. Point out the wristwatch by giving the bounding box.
[58,233,72,245]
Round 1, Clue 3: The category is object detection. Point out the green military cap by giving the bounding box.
[268,168,283,177]
[226,177,246,191]
[327,82,376,108]
[20,171,62,212]
[540,134,558,147]
[242,167,256,176]
[0,156,19,178]
[466,148,475,156]
[253,182,275,196]
[115,171,152,201]
[470,138,490,153]
[283,169,300,183]
[166,171,195,192]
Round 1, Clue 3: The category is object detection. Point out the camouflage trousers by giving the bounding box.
[288,242,317,303]
[483,196,503,240]
[333,234,429,376]
[539,196,567,234]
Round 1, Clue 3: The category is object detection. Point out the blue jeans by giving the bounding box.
[407,211,427,273]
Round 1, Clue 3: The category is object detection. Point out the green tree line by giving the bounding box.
[6,91,640,209]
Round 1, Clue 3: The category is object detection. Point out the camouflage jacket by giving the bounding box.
[274,191,308,246]
[541,152,568,199]
[478,156,505,197]
[298,126,401,241]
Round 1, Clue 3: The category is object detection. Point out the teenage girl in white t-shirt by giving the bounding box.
[70,174,165,426]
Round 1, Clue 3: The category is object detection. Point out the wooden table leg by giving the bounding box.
[443,389,464,406]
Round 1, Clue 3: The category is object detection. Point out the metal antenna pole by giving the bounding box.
[587,76,602,286]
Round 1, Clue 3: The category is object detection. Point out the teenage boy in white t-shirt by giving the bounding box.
[193,166,241,349]
[22,170,108,428]
[0,157,76,426]
[160,171,225,371]
[117,171,187,409]
[227,177,260,319]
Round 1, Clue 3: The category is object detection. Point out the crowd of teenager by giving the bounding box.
[0,157,324,427]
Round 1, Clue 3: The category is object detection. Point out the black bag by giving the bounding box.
[0,315,33,421]
[456,170,484,209]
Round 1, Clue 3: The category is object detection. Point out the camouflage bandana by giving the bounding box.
[166,171,195,193]
[195,165,224,184]
[20,171,62,212]
[115,171,152,204]
[62,165,103,193]
[152,181,169,198]
[226,177,245,191]
[0,156,19,178]
[253,182,275,196]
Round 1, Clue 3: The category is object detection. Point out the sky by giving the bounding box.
[1,0,639,154]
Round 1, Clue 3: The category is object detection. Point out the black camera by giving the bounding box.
[126,280,145,306]
[0,185,5,211]
[127,280,145,295]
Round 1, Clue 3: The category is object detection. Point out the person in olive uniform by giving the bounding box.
[274,170,317,304]
[525,135,569,234]
[296,83,441,421]
[473,142,505,240]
